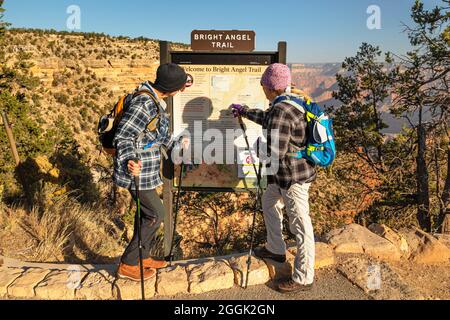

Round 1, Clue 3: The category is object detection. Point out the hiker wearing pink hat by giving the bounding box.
[230,63,316,294]
[260,62,292,91]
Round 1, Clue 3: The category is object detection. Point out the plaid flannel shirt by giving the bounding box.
[244,97,316,189]
[113,82,174,191]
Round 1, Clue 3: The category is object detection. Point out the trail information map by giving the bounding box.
[172,64,269,190]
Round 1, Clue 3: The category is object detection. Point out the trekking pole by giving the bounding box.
[132,158,145,300]
[166,148,185,265]
[237,116,263,289]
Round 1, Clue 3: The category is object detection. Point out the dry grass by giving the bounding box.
[17,205,72,261]
[0,191,126,264]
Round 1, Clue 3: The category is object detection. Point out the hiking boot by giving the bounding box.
[116,263,156,282]
[277,279,314,294]
[143,257,168,269]
[253,246,286,263]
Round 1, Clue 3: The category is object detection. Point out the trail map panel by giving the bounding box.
[172,58,272,190]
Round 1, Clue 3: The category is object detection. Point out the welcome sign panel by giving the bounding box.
[171,53,277,190]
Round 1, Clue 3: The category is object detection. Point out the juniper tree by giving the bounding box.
[332,42,395,174]
[0,1,67,199]
[391,0,449,232]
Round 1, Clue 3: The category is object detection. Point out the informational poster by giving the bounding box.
[238,150,259,179]
[172,64,269,190]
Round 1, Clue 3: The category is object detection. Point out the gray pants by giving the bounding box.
[121,189,165,266]
[262,183,315,285]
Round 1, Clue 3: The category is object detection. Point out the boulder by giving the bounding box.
[399,228,423,253]
[434,234,450,249]
[337,256,422,300]
[76,270,115,300]
[442,214,450,235]
[228,255,270,287]
[7,268,51,298]
[400,228,450,264]
[325,224,402,261]
[113,276,156,300]
[314,242,336,269]
[265,251,294,281]
[288,242,335,269]
[35,270,88,300]
[369,223,409,256]
[0,267,24,296]
[156,265,189,296]
[187,260,235,294]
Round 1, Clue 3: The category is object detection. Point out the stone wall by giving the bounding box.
[0,224,448,300]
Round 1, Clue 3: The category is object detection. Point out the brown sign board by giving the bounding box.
[191,30,255,52]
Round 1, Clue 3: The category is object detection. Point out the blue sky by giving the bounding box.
[3,0,443,63]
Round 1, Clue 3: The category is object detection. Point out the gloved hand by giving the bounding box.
[229,104,247,118]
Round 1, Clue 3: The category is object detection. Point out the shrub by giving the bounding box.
[54,92,69,105]
[79,107,88,119]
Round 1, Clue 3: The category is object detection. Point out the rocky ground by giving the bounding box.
[0,223,448,300]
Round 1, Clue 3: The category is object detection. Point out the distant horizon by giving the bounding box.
[4,0,445,63]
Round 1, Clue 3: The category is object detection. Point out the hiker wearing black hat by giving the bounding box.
[113,63,191,281]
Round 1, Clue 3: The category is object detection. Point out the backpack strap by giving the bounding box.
[280,99,306,114]
[132,88,162,129]
[273,94,307,114]
[278,96,323,123]
[133,89,160,110]
[274,95,309,154]
[133,89,163,145]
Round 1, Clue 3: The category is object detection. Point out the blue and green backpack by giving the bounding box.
[273,94,336,168]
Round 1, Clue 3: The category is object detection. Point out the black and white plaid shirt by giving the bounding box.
[113,82,173,191]
[244,98,316,189]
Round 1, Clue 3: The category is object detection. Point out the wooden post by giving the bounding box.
[278,41,287,64]
[160,41,175,258]
[1,111,20,166]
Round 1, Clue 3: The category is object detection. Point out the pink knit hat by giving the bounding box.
[261,63,291,91]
